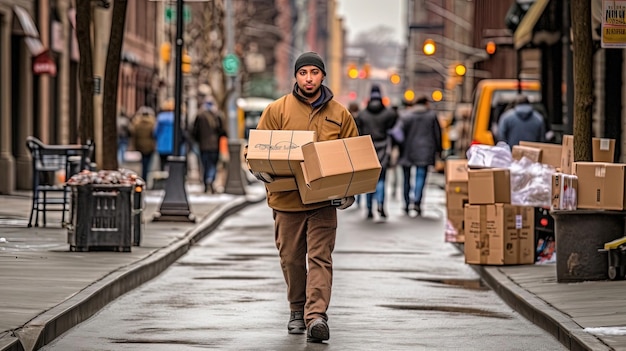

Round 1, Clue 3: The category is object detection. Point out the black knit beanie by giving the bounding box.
[370,84,382,100]
[294,52,326,76]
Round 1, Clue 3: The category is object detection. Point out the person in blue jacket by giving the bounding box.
[154,98,175,171]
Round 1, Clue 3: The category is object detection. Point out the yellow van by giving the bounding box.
[468,79,543,146]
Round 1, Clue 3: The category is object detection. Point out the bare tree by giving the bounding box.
[352,25,402,68]
[76,0,95,144]
[101,0,128,170]
[571,0,594,162]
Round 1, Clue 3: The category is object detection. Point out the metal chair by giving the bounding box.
[26,137,92,227]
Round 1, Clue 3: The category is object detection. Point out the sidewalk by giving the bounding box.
[0,175,625,350]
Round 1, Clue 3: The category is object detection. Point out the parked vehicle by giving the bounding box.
[236,97,273,139]
[467,79,545,146]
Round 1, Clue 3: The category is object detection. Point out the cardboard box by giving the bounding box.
[464,204,535,265]
[574,162,626,210]
[265,177,297,193]
[246,130,316,176]
[519,141,562,169]
[468,168,511,204]
[512,145,542,163]
[592,137,616,163]
[551,173,578,210]
[296,136,381,204]
[560,135,574,174]
[445,159,469,194]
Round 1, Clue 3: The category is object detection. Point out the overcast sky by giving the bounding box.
[336,0,406,44]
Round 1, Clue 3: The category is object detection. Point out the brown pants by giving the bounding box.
[273,206,337,325]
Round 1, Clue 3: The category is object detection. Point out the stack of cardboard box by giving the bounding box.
[246,130,382,205]
[444,159,469,243]
[463,167,535,265]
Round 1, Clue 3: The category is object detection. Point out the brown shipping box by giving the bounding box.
[468,168,511,204]
[511,145,542,163]
[592,137,616,163]
[464,204,535,265]
[574,162,626,210]
[265,177,298,193]
[560,135,574,174]
[519,141,562,169]
[297,136,381,204]
[246,130,316,176]
[445,159,469,243]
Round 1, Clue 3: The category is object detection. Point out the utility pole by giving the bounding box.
[154,0,195,222]
[223,0,246,195]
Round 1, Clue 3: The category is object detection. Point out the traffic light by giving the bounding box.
[347,63,359,79]
[182,50,192,74]
[361,63,371,79]
[160,42,171,63]
[403,89,415,103]
[454,64,466,76]
[431,89,443,102]
[423,39,436,56]
[486,41,496,55]
[390,73,401,85]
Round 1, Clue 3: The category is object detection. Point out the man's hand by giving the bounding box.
[251,171,274,183]
[337,196,355,210]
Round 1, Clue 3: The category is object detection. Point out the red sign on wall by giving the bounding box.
[33,50,57,76]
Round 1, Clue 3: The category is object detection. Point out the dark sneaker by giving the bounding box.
[287,311,305,334]
[367,210,373,219]
[307,318,330,343]
[414,202,422,216]
[378,207,387,219]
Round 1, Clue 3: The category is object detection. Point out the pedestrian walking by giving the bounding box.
[154,98,175,171]
[191,101,227,193]
[356,85,398,220]
[117,110,131,164]
[348,101,363,209]
[398,95,442,216]
[130,106,156,182]
[245,52,359,343]
[497,94,546,148]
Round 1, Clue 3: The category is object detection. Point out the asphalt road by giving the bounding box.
[41,182,566,351]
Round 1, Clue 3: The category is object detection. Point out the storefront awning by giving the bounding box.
[513,0,559,50]
[12,5,45,56]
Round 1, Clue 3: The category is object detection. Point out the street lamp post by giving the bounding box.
[153,0,195,222]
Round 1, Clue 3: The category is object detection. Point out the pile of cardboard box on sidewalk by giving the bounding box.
[444,136,619,266]
[246,130,381,204]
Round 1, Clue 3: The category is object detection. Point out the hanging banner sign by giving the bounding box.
[33,50,57,76]
[602,0,626,48]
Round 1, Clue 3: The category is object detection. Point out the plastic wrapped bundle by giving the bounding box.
[466,142,513,169]
[510,157,556,207]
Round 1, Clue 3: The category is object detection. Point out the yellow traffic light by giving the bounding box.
[347,63,359,79]
[390,73,401,85]
[182,51,192,74]
[486,41,496,55]
[455,64,466,76]
[404,89,415,102]
[160,42,171,63]
[432,89,443,102]
[423,39,436,56]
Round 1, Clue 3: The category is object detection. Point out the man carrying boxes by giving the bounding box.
[243,52,361,344]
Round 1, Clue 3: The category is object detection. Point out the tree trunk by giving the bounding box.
[76,0,94,144]
[571,0,594,162]
[102,0,128,170]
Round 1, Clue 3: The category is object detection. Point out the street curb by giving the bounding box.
[4,194,265,351]
[452,243,612,351]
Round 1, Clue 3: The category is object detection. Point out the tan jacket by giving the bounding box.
[249,84,359,212]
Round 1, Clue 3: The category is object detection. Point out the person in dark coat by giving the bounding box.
[191,102,227,193]
[497,94,546,148]
[398,95,442,216]
[356,85,398,219]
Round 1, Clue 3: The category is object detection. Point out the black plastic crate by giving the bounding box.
[67,184,133,252]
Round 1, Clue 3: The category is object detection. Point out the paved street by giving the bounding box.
[40,179,566,351]
[0,172,625,350]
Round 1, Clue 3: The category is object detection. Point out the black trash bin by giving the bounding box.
[551,209,626,282]
[67,184,133,252]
